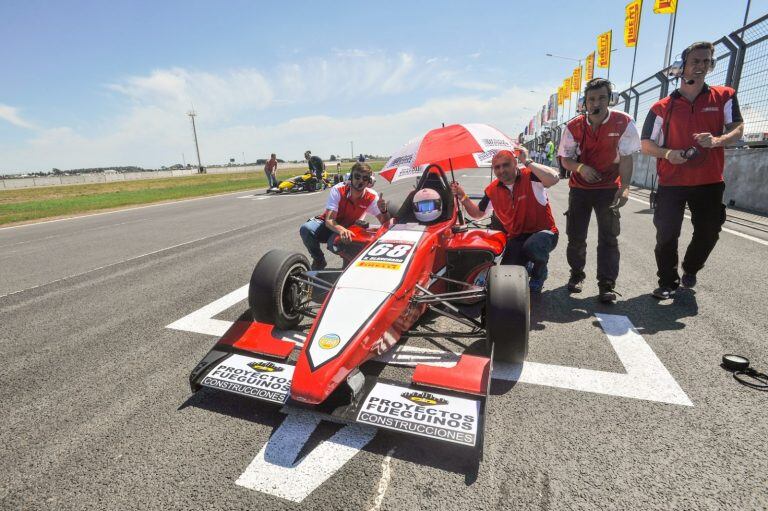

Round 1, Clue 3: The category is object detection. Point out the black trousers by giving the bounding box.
[566,187,621,286]
[653,182,726,288]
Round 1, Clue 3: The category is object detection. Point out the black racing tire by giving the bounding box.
[485,265,529,363]
[249,249,310,329]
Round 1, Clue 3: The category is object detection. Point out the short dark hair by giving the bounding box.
[683,41,715,62]
[584,78,613,97]
[350,162,371,175]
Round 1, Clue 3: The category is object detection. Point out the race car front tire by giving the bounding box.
[485,265,529,363]
[249,249,310,329]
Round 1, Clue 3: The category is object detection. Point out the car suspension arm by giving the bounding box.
[414,284,484,329]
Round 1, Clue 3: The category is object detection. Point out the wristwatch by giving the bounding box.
[525,159,534,166]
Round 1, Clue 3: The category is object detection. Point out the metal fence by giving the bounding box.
[525,12,768,151]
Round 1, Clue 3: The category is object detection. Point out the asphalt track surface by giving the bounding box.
[1,174,767,510]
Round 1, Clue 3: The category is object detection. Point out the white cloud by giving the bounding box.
[0,103,35,129]
[456,81,500,91]
[0,52,553,173]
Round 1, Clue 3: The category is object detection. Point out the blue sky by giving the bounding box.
[1,0,765,173]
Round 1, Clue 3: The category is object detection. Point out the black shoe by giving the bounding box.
[567,274,584,293]
[681,273,697,288]
[652,286,676,300]
[311,258,327,271]
[598,284,617,303]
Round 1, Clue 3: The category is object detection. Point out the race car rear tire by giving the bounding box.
[249,249,310,329]
[485,265,529,363]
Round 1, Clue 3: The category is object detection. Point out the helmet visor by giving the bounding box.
[413,198,442,213]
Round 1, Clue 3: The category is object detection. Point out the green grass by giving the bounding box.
[0,161,385,226]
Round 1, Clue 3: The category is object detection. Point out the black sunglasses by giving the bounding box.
[351,173,372,182]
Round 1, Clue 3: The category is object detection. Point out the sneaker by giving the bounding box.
[652,286,676,300]
[681,273,697,288]
[598,284,617,303]
[567,274,584,293]
[529,278,544,293]
[310,258,327,271]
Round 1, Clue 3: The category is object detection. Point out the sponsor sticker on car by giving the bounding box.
[357,382,480,446]
[201,354,294,404]
[356,240,415,270]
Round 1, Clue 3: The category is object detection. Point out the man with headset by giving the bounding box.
[641,41,744,300]
[299,162,388,270]
[558,78,641,303]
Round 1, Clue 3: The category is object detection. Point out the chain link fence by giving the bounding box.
[525,12,768,150]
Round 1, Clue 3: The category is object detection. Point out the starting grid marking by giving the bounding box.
[167,286,692,502]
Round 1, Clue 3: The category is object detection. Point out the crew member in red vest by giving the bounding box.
[451,148,560,292]
[299,162,389,270]
[641,41,744,300]
[558,77,641,303]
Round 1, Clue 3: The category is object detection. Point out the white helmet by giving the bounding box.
[413,188,442,223]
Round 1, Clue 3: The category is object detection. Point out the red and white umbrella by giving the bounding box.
[379,123,520,182]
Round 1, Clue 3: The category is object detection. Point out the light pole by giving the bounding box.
[350,141,354,159]
[187,110,203,174]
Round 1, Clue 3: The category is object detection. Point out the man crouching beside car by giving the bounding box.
[299,162,389,270]
[451,148,560,292]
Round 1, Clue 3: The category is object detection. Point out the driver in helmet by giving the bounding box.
[412,188,443,223]
[452,147,560,292]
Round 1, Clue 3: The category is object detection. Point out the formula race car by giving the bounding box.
[190,163,529,455]
[267,169,334,193]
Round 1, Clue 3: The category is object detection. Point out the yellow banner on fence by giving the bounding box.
[624,0,643,47]
[585,52,595,81]
[653,0,676,14]
[572,66,582,93]
[597,31,612,68]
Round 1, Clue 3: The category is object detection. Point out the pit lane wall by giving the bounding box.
[630,147,768,214]
[0,163,308,190]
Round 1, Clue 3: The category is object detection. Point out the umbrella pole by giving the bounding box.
[448,158,465,225]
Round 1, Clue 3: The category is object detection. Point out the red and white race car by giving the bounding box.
[189,163,529,454]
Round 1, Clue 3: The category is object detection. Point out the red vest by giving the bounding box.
[485,168,558,238]
[651,85,735,186]
[318,184,377,227]
[566,110,633,189]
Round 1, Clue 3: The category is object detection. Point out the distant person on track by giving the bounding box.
[641,41,744,300]
[264,153,278,188]
[299,163,389,270]
[304,150,326,189]
[451,147,560,293]
[558,77,641,303]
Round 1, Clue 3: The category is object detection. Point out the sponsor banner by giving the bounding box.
[624,0,642,47]
[201,354,294,404]
[597,30,612,68]
[357,382,480,447]
[585,52,595,81]
[653,0,675,14]
[548,93,558,121]
[571,66,582,93]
